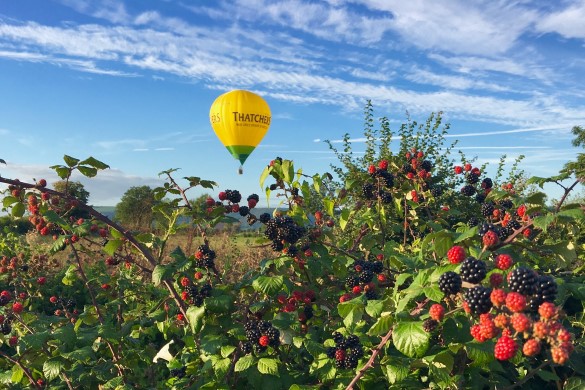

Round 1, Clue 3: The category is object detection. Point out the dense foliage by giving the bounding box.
[0,107,583,389]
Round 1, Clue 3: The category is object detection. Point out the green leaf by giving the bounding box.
[186,306,205,333]
[43,358,64,381]
[235,355,255,372]
[78,166,98,178]
[257,358,279,376]
[62,346,95,362]
[220,345,236,358]
[11,202,25,217]
[564,377,585,390]
[103,239,123,256]
[79,156,110,169]
[152,265,172,287]
[259,166,270,190]
[392,321,430,358]
[465,342,495,366]
[63,155,80,167]
[52,166,70,179]
[524,191,547,205]
[532,214,555,232]
[252,275,283,296]
[282,160,293,184]
[61,264,77,286]
[339,208,353,231]
[365,299,385,318]
[338,300,365,329]
[385,359,410,384]
[454,226,478,243]
[2,196,18,208]
[557,208,584,219]
[11,365,23,384]
[205,294,234,313]
[423,285,444,302]
[323,199,334,218]
[368,314,393,336]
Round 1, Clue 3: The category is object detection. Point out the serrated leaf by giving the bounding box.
[252,275,283,296]
[564,377,585,390]
[393,321,430,358]
[205,294,233,313]
[11,202,24,217]
[532,214,555,232]
[220,345,236,358]
[43,358,64,381]
[55,166,71,179]
[339,208,353,231]
[235,355,255,372]
[63,155,80,167]
[103,239,123,256]
[524,191,547,205]
[61,264,77,286]
[78,166,98,177]
[50,235,66,253]
[282,160,293,184]
[79,156,109,169]
[454,226,478,243]
[368,314,393,336]
[11,365,23,384]
[385,361,409,384]
[337,300,365,329]
[152,265,171,287]
[465,342,495,366]
[557,208,584,219]
[186,305,205,333]
[423,285,444,302]
[257,358,279,376]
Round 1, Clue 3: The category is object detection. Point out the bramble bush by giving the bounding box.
[0,105,583,389]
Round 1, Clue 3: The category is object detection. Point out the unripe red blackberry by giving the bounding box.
[429,304,445,321]
[447,246,466,264]
[460,257,487,284]
[494,335,518,360]
[495,254,513,270]
[482,230,499,247]
[522,338,541,357]
[505,292,527,313]
[464,286,493,315]
[438,271,462,295]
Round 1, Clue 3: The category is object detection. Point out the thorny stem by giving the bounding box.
[345,327,394,390]
[0,350,41,389]
[554,179,580,213]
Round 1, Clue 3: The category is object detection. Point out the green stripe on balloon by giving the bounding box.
[226,145,255,165]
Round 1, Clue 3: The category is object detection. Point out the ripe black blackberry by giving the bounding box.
[344,355,358,369]
[508,220,521,231]
[247,194,260,203]
[269,184,278,191]
[345,335,360,348]
[374,170,394,188]
[335,358,346,369]
[498,199,513,209]
[497,226,511,241]
[303,305,314,320]
[258,320,271,332]
[508,267,537,295]
[401,164,413,174]
[326,347,336,358]
[286,245,298,258]
[534,275,557,303]
[423,318,438,332]
[468,217,479,227]
[370,261,383,274]
[170,366,186,378]
[332,332,344,345]
[365,289,377,300]
[430,185,443,198]
[186,285,199,299]
[459,257,487,284]
[241,341,253,354]
[361,183,375,199]
[348,345,364,359]
[479,222,496,236]
[421,160,433,172]
[259,213,271,224]
[465,286,493,314]
[359,270,374,284]
[481,203,495,217]
[238,206,249,216]
[270,240,284,252]
[346,275,359,288]
[265,326,280,347]
[438,271,462,295]
[64,299,76,311]
[225,189,242,203]
[466,172,480,185]
[0,322,11,335]
[0,296,9,306]
[379,191,393,204]
[461,185,476,196]
[475,193,486,204]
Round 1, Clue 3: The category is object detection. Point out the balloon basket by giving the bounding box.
[238,166,243,175]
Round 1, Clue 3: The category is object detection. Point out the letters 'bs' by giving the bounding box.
[209,90,271,173]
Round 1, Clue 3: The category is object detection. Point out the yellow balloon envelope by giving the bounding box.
[209,90,271,169]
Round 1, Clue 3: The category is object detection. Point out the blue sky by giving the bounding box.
[0,0,584,206]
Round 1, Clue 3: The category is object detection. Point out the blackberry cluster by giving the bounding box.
[466,172,480,185]
[325,332,364,369]
[264,216,305,249]
[423,318,439,332]
[354,259,384,274]
[345,259,384,300]
[498,199,513,209]
[51,297,76,311]
[430,185,444,198]
[379,191,393,204]
[420,160,433,172]
[362,183,375,199]
[243,320,280,353]
[465,286,493,315]
[527,275,558,311]
[438,271,462,295]
[371,169,394,188]
[170,367,186,378]
[224,189,242,203]
[459,257,487,284]
[195,244,216,269]
[0,321,11,335]
[184,284,212,307]
[461,185,476,196]
[508,267,537,295]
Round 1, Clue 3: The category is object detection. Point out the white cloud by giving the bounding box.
[536,0,585,39]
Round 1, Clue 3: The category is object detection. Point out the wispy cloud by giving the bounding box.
[536,1,585,39]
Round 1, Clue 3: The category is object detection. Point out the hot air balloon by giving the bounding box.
[209,90,271,174]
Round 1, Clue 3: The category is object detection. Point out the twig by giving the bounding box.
[0,350,41,389]
[501,360,550,390]
[345,326,394,390]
